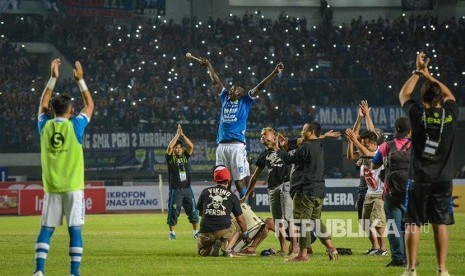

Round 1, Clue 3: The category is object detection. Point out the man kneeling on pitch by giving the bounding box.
[197,166,252,256]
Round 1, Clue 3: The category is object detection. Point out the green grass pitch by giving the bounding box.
[1,212,464,275]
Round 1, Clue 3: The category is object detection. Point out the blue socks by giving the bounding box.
[68,226,83,276]
[34,226,83,276]
[35,226,55,274]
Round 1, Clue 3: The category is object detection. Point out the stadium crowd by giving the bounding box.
[0,11,464,152]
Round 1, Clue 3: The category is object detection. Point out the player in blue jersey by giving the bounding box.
[196,57,284,198]
[34,58,94,276]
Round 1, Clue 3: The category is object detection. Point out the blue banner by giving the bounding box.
[315,106,405,130]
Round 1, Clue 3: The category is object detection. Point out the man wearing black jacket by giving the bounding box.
[277,122,338,262]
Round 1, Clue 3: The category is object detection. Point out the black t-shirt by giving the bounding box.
[197,185,242,233]
[255,148,291,189]
[166,151,191,189]
[277,139,326,198]
[403,99,458,182]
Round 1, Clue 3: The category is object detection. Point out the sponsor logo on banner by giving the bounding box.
[18,188,106,215]
[0,190,19,214]
[106,186,161,210]
[249,186,358,212]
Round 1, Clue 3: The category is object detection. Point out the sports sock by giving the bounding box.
[35,226,55,273]
[68,226,83,276]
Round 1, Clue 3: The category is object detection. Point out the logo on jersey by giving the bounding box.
[50,133,65,148]
[207,194,227,210]
[205,188,231,216]
[266,152,283,168]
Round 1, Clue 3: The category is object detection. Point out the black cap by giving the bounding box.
[394,117,411,138]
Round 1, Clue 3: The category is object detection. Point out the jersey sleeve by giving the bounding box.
[71,113,90,144]
[403,99,422,122]
[255,150,267,168]
[37,113,50,135]
[231,195,243,217]
[372,143,386,166]
[197,190,205,212]
[219,87,228,102]
[245,90,256,105]
[444,100,459,120]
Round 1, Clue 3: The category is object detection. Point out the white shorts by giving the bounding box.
[216,143,250,181]
[41,190,85,227]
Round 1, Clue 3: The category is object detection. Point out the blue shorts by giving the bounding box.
[167,187,199,226]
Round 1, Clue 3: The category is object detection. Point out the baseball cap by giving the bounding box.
[394,117,411,138]
[214,166,231,183]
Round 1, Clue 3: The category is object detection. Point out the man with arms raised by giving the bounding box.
[33,59,94,276]
[399,52,457,276]
[195,57,284,199]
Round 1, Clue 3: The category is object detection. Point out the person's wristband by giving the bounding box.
[412,70,422,76]
[46,77,57,90]
[77,79,88,92]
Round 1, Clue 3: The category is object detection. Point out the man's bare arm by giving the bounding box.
[74,61,94,120]
[250,62,284,97]
[38,58,61,116]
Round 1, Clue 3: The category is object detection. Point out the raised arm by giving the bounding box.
[421,67,455,103]
[38,58,61,116]
[241,167,263,203]
[277,133,289,151]
[399,52,428,107]
[179,125,194,155]
[346,108,364,160]
[319,130,341,139]
[250,62,284,97]
[345,128,375,157]
[199,57,224,93]
[345,129,358,160]
[166,124,181,155]
[73,61,94,120]
[360,100,375,132]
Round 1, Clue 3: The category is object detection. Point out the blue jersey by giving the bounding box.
[217,87,255,143]
[38,113,89,144]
